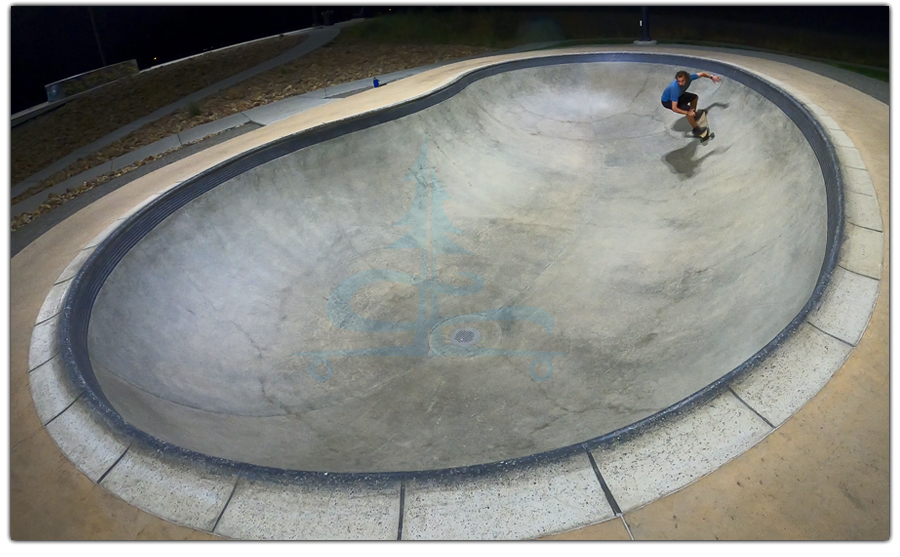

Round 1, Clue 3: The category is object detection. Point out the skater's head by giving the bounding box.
[675,70,690,86]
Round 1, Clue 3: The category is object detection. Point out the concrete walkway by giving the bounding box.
[10,42,889,540]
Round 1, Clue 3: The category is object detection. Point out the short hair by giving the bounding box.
[675,70,690,79]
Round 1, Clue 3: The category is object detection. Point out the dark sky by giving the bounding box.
[9,5,889,114]
[10,5,361,113]
[649,5,889,36]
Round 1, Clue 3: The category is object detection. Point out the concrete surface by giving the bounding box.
[86,61,827,473]
[10,45,889,540]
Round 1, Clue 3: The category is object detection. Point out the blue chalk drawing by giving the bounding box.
[295,136,566,382]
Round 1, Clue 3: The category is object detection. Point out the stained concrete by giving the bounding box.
[86,61,827,472]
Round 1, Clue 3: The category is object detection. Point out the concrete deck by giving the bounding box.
[10,45,889,540]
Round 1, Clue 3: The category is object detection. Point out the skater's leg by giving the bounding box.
[678,92,702,133]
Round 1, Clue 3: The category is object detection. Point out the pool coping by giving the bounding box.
[26,48,883,540]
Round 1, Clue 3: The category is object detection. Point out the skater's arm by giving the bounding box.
[698,72,723,83]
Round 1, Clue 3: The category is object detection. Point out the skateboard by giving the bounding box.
[695,109,714,142]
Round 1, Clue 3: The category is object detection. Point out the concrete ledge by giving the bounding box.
[113,136,183,170]
[837,145,867,170]
[12,160,115,215]
[215,477,402,540]
[35,279,72,324]
[843,166,877,197]
[156,179,186,196]
[403,453,614,540]
[828,128,858,149]
[56,247,96,284]
[303,78,372,99]
[178,113,252,144]
[29,353,83,425]
[807,266,879,346]
[45,397,130,482]
[844,189,884,231]
[28,313,60,371]
[808,106,842,130]
[730,322,853,426]
[244,96,335,126]
[118,193,163,221]
[838,223,884,279]
[46,60,139,103]
[84,218,127,249]
[11,179,45,200]
[591,391,772,514]
[100,446,237,533]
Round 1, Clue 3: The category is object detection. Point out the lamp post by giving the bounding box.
[88,6,107,67]
[634,6,657,45]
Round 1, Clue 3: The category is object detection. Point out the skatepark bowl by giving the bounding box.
[57,53,842,500]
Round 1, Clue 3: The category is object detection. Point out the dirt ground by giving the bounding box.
[11,33,492,230]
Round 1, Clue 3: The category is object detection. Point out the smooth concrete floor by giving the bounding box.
[9,45,889,540]
[86,61,827,474]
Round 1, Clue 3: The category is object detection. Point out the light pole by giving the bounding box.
[88,6,107,67]
[635,6,657,45]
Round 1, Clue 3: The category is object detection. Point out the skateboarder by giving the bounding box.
[661,70,722,136]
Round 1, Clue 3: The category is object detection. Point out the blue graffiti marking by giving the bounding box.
[295,136,566,382]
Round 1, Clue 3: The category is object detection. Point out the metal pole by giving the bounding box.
[88,7,107,67]
[640,6,652,42]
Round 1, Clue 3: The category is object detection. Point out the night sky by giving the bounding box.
[10,5,362,113]
[9,5,889,115]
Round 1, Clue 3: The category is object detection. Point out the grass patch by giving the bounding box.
[826,62,889,82]
[340,8,639,47]
[536,36,889,83]
[531,37,635,50]
[652,16,887,68]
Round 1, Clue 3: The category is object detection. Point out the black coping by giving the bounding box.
[57,52,844,484]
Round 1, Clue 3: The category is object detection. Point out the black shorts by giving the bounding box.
[662,92,698,111]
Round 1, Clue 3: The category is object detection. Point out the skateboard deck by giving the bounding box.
[696,109,714,142]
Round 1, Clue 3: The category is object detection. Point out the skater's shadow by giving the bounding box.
[664,101,730,177]
[671,102,730,133]
[662,141,729,179]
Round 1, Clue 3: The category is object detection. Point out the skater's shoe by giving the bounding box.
[692,127,702,136]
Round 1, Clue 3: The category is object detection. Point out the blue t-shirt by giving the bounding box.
[661,73,699,105]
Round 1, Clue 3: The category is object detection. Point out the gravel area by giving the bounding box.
[10,35,491,231]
